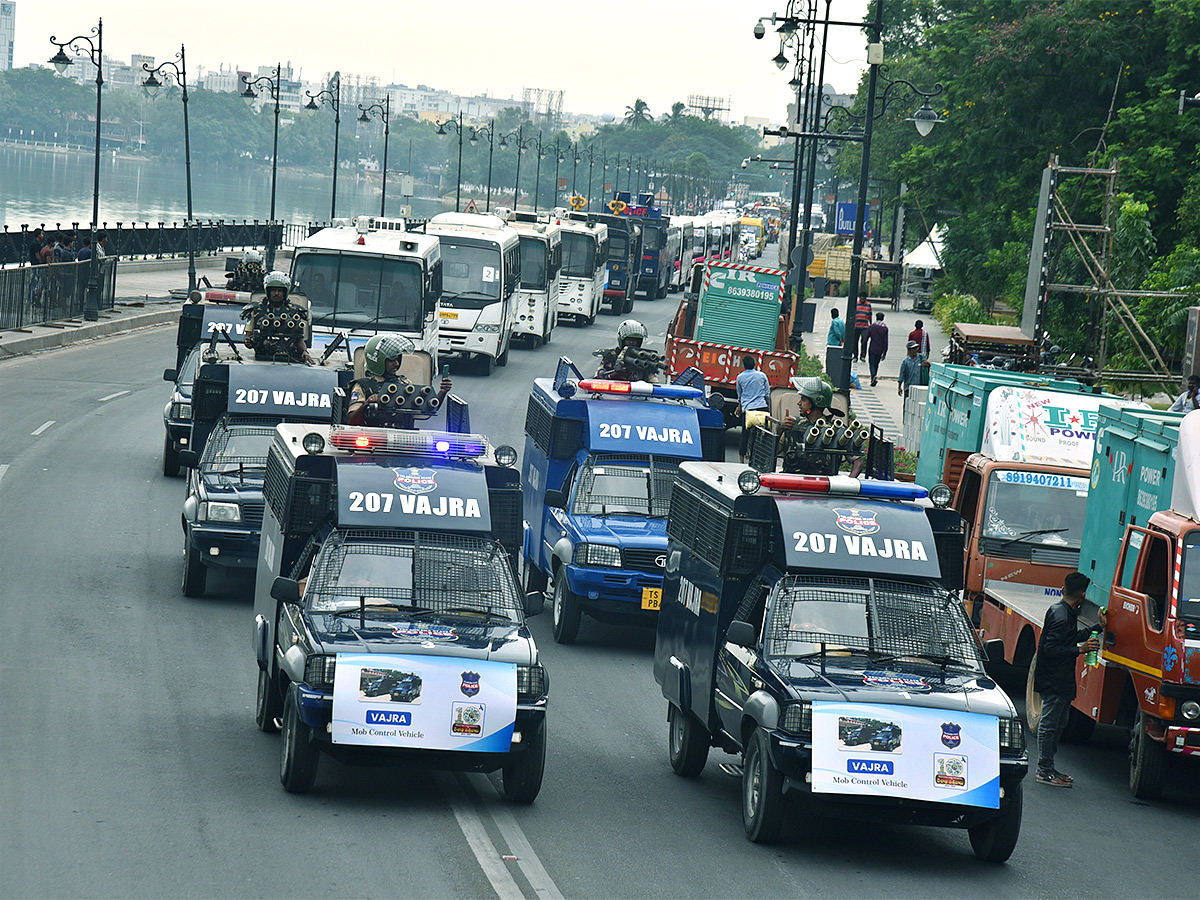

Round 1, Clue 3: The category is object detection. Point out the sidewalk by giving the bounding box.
[800,292,946,444]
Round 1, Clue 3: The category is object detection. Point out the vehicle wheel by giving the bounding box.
[1061,706,1096,744]
[657,281,668,299]
[542,319,552,345]
[968,781,1022,862]
[1129,709,1167,800]
[551,574,581,644]
[280,685,319,793]
[497,339,510,367]
[524,558,548,593]
[182,536,207,598]
[668,702,709,777]
[1024,656,1042,733]
[742,727,785,843]
[621,294,634,314]
[162,433,180,478]
[478,352,496,376]
[255,666,283,734]
[502,720,546,803]
[585,312,596,326]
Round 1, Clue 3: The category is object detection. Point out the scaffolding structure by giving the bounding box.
[686,94,731,123]
[522,88,564,129]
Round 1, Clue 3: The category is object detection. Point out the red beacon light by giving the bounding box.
[577,379,705,402]
[757,473,929,502]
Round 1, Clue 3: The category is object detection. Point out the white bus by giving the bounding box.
[510,215,562,347]
[425,212,521,376]
[556,218,608,326]
[669,216,694,292]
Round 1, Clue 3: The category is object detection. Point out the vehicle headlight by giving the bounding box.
[171,402,192,421]
[998,717,1026,755]
[200,501,242,523]
[1181,700,1200,721]
[929,482,953,508]
[779,700,812,737]
[517,664,549,701]
[304,654,336,690]
[575,543,622,567]
[475,323,501,333]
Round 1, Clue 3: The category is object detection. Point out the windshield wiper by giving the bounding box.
[407,606,513,622]
[444,290,499,301]
[869,651,977,671]
[999,527,1069,548]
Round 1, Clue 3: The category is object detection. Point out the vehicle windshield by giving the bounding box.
[440,241,502,306]
[763,575,985,671]
[292,251,424,332]
[980,470,1088,549]
[304,531,523,620]
[571,455,678,517]
[1178,534,1200,624]
[519,237,549,291]
[561,232,597,277]
[200,423,275,472]
[177,347,200,389]
[642,228,664,251]
[608,235,628,260]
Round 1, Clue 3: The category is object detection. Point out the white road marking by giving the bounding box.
[0,464,8,486]
[485,796,566,900]
[98,390,130,402]
[446,775,525,900]
[31,421,55,436]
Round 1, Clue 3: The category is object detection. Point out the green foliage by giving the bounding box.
[796,343,826,379]
[1112,195,1156,290]
[932,291,987,334]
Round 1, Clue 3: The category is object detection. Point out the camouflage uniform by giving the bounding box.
[242,298,310,362]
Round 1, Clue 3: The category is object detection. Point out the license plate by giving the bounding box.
[440,311,459,320]
[641,587,662,611]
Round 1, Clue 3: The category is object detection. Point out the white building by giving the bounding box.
[0,2,14,72]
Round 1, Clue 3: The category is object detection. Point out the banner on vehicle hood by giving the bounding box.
[585,399,704,458]
[331,653,516,753]
[335,457,491,531]
[981,387,1144,466]
[226,365,338,418]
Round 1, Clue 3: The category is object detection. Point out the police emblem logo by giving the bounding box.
[832,507,880,536]
[451,701,485,735]
[393,467,438,495]
[941,722,962,748]
[460,671,481,697]
[934,753,967,787]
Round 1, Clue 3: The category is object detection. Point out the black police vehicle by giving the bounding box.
[252,421,548,800]
[653,464,1028,862]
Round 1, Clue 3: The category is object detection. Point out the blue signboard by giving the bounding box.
[226,365,339,418]
[835,202,861,236]
[585,400,704,458]
[335,457,492,531]
[201,304,249,340]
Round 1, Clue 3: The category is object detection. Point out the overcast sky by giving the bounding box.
[13,0,871,123]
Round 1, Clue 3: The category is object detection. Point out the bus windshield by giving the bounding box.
[293,252,424,332]
[518,236,549,291]
[441,241,502,307]
[561,232,596,277]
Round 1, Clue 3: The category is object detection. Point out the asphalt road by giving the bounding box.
[2,281,1199,899]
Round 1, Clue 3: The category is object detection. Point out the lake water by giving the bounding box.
[0,144,447,232]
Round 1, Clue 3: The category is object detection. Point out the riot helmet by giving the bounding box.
[243,249,264,266]
[796,376,833,411]
[364,332,416,377]
[263,270,291,303]
[616,319,647,347]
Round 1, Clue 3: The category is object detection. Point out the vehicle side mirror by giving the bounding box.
[524,590,545,617]
[726,620,757,649]
[271,576,301,604]
[163,367,177,382]
[983,638,1004,664]
[544,489,567,510]
[178,449,199,469]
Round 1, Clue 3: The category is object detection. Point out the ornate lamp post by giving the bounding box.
[435,113,468,212]
[305,72,342,220]
[358,94,392,216]
[241,64,282,269]
[499,126,534,210]
[551,140,565,210]
[49,18,104,320]
[584,145,598,210]
[471,120,496,211]
[532,131,546,213]
[144,45,196,294]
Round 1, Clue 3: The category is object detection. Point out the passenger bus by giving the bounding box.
[556,218,608,325]
[510,214,562,347]
[669,216,693,292]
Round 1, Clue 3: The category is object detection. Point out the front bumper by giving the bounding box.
[558,283,594,317]
[187,522,260,570]
[563,562,662,621]
[1165,724,1200,755]
[439,326,501,359]
[164,420,192,449]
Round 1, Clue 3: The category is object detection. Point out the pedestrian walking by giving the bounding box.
[1033,571,1105,787]
[854,296,872,361]
[735,355,771,464]
[826,308,845,347]
[866,312,888,386]
[908,319,932,359]
[897,340,922,397]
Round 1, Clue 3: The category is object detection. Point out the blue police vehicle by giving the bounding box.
[522,358,726,643]
[653,465,1028,861]
[252,419,548,800]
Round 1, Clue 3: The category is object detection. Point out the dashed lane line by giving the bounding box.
[98,390,131,402]
[445,775,525,900]
[31,421,55,436]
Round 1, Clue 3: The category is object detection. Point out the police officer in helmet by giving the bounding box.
[228,248,266,292]
[596,318,660,382]
[347,333,453,427]
[243,271,312,362]
[779,377,863,477]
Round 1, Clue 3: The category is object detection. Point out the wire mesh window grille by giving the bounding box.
[200,421,276,472]
[571,454,678,517]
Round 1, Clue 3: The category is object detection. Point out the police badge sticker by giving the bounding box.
[393,467,438,495]
[460,671,481,697]
[451,701,485,736]
[941,722,962,748]
[832,507,880,536]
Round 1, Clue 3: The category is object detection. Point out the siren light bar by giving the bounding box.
[758,473,929,501]
[577,379,705,401]
[329,426,487,458]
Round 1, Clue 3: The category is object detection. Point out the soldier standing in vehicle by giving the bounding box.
[346,333,452,428]
[779,377,863,477]
[596,319,660,382]
[228,249,266,292]
[243,271,313,362]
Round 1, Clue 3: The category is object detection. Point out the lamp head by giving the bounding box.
[772,48,788,70]
[910,101,941,137]
[50,48,73,74]
[358,109,370,123]
[241,84,256,104]
[142,72,162,98]
[436,122,447,135]
[304,96,319,110]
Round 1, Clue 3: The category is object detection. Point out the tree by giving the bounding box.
[668,101,687,125]
[624,98,651,128]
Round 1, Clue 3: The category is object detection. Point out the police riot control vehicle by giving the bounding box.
[289,215,442,365]
[555,215,607,326]
[653,465,1029,861]
[251,417,548,799]
[522,357,726,643]
[177,337,352,597]
[509,213,562,347]
[424,212,521,375]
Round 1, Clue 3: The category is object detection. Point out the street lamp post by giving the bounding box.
[473,120,496,211]
[571,145,581,197]
[532,131,546,213]
[584,145,598,210]
[358,94,391,216]
[241,64,282,269]
[143,44,196,295]
[435,113,468,212]
[500,126,533,210]
[49,18,104,320]
[552,141,564,210]
[305,72,342,221]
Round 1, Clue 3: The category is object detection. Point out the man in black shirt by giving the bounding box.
[1033,571,1106,786]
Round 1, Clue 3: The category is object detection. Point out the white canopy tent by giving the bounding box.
[905,224,944,270]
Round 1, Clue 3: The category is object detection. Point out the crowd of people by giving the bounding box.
[26,226,108,267]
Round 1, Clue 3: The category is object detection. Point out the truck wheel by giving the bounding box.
[162,434,181,478]
[1061,706,1096,744]
[968,781,1022,862]
[742,728,785,843]
[280,685,319,793]
[502,720,546,803]
[657,281,668,299]
[668,702,709,777]
[551,575,581,644]
[1129,709,1167,800]
[497,339,510,367]
[542,317,552,345]
[1024,656,1042,733]
[255,666,283,734]
[478,353,496,376]
[182,537,207,598]
[621,294,634,314]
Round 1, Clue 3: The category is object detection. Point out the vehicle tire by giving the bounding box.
[551,574,581,645]
[968,781,1022,863]
[742,727,785,843]
[621,294,634,314]
[667,702,709,777]
[162,433,181,478]
[502,720,546,803]
[280,685,319,793]
[1061,705,1096,744]
[1129,709,1167,800]
[657,281,668,299]
[524,558,548,594]
[542,318,552,345]
[255,666,283,734]
[497,339,510,367]
[585,312,596,327]
[478,352,496,376]
[182,536,207,598]
[1024,656,1042,733]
